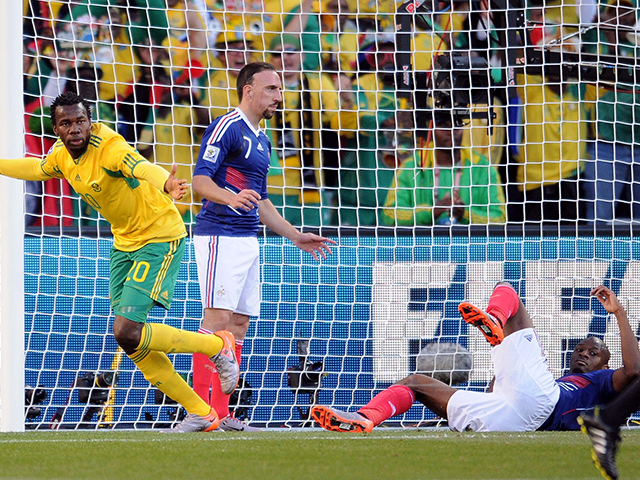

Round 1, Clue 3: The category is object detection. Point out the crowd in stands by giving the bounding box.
[21,0,640,229]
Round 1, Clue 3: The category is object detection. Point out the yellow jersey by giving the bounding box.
[42,123,186,251]
[203,69,239,121]
[516,75,586,189]
[138,105,202,217]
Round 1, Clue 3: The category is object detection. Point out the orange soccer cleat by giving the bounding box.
[459,302,504,346]
[310,405,374,433]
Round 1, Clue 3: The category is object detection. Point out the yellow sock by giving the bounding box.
[128,349,210,416]
[137,323,223,357]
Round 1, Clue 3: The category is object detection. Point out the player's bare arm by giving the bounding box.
[258,198,336,261]
[592,286,640,391]
[163,164,190,201]
[192,174,260,211]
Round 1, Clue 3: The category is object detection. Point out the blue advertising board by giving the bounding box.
[24,235,640,427]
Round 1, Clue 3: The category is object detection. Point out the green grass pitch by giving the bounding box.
[1,429,639,479]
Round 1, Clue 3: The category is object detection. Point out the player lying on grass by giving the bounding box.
[312,284,640,433]
[579,374,640,480]
[0,91,238,432]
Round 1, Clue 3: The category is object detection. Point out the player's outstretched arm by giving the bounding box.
[0,157,53,181]
[592,285,640,392]
[133,161,189,200]
[258,198,337,261]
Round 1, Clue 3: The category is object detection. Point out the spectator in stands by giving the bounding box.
[49,1,170,122]
[199,0,267,52]
[434,2,507,170]
[22,39,47,227]
[23,0,55,45]
[24,41,74,112]
[137,73,209,223]
[442,0,495,58]
[513,72,588,224]
[163,0,209,76]
[53,2,118,124]
[202,31,255,120]
[583,0,640,225]
[118,37,172,144]
[315,0,359,75]
[53,0,170,48]
[89,7,138,125]
[281,0,385,73]
[270,0,323,72]
[266,34,340,227]
[331,33,412,226]
[381,109,506,226]
[125,0,171,46]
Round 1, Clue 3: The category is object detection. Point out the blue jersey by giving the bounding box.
[193,108,271,237]
[538,369,617,431]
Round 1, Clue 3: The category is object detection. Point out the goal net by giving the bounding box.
[14,0,640,429]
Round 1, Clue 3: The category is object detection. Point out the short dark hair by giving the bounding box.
[50,91,92,126]
[236,62,278,102]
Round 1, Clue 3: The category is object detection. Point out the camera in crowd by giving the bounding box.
[49,370,118,429]
[229,376,253,421]
[287,359,324,394]
[25,386,47,421]
[396,0,495,134]
[287,337,327,426]
[76,371,118,405]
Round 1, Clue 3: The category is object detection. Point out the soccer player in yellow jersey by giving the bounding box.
[0,91,238,433]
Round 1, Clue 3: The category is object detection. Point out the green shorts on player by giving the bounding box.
[110,238,185,323]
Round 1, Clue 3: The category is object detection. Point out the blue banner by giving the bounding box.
[24,236,640,427]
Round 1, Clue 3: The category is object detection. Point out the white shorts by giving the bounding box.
[194,235,260,316]
[447,328,560,432]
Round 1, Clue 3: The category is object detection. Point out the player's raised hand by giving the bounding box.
[591,285,623,315]
[293,233,337,261]
[164,164,189,200]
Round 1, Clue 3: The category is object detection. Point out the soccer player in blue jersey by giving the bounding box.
[0,91,240,432]
[169,62,337,432]
[312,283,640,435]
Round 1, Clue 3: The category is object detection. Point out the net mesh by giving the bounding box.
[18,0,640,429]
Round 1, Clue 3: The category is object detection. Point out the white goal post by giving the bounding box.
[0,0,26,432]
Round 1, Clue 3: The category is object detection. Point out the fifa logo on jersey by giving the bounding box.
[203,145,220,163]
[91,182,101,192]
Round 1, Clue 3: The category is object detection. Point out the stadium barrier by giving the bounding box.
[23,231,640,428]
